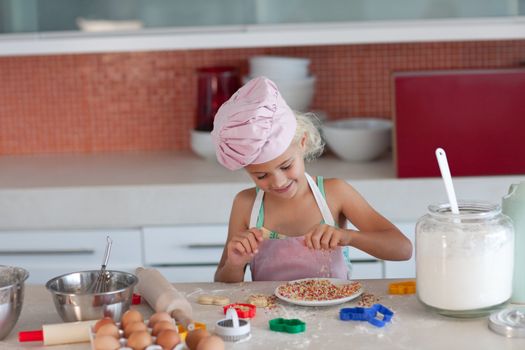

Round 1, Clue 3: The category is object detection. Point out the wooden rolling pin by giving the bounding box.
[135,267,195,331]
[18,320,97,345]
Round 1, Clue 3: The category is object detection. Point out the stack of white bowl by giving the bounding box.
[321,118,393,162]
[244,55,315,111]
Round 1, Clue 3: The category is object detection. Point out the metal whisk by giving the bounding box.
[88,236,113,293]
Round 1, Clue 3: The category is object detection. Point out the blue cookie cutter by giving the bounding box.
[339,304,394,328]
[339,307,370,321]
[367,304,394,328]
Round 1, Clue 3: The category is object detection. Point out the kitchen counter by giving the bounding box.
[2,279,524,349]
[0,151,523,230]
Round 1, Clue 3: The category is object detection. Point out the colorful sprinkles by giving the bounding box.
[276,279,362,301]
[357,293,381,307]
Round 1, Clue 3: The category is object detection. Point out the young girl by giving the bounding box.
[212,76,412,283]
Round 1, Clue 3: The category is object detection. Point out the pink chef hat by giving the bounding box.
[211,76,297,170]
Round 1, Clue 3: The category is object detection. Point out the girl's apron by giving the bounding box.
[249,173,350,281]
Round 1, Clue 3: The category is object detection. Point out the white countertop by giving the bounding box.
[2,280,524,349]
[0,151,523,230]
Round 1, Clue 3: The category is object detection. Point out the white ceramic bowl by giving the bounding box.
[322,118,392,162]
[243,75,316,112]
[191,129,217,160]
[249,55,310,80]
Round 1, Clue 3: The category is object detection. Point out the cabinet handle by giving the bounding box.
[149,263,218,268]
[351,259,381,264]
[186,244,224,249]
[0,249,95,256]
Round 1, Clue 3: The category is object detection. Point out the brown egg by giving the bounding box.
[94,317,116,332]
[124,321,148,338]
[196,335,225,350]
[126,330,152,350]
[152,320,177,336]
[93,335,120,350]
[156,329,181,350]
[148,311,172,328]
[121,309,143,329]
[96,323,120,339]
[185,329,210,350]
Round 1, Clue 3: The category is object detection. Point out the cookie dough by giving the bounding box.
[197,295,231,306]
[197,295,215,305]
[212,296,231,306]
[248,294,268,307]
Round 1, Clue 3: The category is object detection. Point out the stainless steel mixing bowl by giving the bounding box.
[0,265,29,340]
[46,270,137,322]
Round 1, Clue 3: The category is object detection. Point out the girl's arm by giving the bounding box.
[305,179,413,261]
[337,179,412,260]
[214,190,263,282]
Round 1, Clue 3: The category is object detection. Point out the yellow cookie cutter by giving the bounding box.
[177,322,206,341]
[388,281,416,295]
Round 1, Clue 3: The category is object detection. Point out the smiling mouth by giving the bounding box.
[273,182,293,193]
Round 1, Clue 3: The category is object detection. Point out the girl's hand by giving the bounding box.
[225,228,264,266]
[303,224,352,250]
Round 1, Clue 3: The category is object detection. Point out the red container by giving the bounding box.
[196,66,240,132]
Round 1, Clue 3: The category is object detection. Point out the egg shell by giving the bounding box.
[124,321,148,338]
[152,320,177,336]
[148,311,172,328]
[196,335,225,350]
[96,323,120,339]
[156,329,181,350]
[93,335,120,350]
[185,329,210,350]
[121,309,143,329]
[94,317,116,332]
[126,330,153,350]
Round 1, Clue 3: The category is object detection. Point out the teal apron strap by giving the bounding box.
[250,187,265,229]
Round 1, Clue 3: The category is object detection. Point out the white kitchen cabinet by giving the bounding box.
[344,220,416,279]
[143,225,227,266]
[346,241,384,279]
[0,222,415,284]
[349,261,384,279]
[0,229,142,284]
[142,225,251,283]
[142,224,387,281]
[384,222,417,278]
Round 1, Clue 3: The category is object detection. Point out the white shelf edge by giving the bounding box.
[1,17,524,57]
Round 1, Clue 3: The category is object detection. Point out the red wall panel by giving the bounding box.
[394,69,525,178]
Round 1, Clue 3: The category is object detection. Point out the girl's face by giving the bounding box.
[244,136,306,199]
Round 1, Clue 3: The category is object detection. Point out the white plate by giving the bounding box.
[274,278,363,307]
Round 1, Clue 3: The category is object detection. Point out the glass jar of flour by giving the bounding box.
[416,201,514,317]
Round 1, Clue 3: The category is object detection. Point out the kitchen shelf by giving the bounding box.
[1,17,525,57]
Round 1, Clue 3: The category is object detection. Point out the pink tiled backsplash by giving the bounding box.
[0,40,524,155]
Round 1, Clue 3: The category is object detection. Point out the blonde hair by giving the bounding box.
[293,112,325,162]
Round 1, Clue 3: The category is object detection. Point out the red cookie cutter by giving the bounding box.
[223,303,256,319]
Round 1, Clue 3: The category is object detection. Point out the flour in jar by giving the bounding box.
[417,226,514,311]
